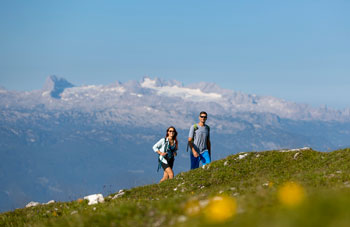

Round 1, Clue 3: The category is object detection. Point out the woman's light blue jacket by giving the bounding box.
[153,138,177,164]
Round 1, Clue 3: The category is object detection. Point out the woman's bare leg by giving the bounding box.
[164,167,174,179]
[160,171,169,183]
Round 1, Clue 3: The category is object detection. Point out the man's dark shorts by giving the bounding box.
[161,157,174,170]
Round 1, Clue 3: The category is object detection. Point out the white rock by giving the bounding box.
[45,200,55,205]
[280,147,312,153]
[25,201,40,208]
[112,193,124,199]
[112,190,125,200]
[300,147,311,151]
[293,152,300,159]
[238,153,248,160]
[178,215,187,222]
[84,194,105,205]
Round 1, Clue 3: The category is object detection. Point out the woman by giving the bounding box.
[153,126,178,183]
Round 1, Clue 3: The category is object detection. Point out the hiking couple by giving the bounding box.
[152,111,211,183]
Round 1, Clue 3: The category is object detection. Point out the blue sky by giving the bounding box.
[1,1,349,109]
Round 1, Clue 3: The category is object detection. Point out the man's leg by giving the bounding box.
[190,152,200,169]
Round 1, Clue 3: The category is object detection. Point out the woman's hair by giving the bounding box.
[165,126,178,149]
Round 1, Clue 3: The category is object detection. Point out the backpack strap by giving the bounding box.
[186,124,199,152]
[194,124,209,139]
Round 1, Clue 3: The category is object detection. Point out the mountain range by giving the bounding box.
[1,75,350,212]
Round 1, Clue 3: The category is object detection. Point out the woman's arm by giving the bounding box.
[153,138,167,156]
[152,138,163,152]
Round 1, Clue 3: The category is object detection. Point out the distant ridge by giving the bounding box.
[1,76,350,122]
[1,76,350,213]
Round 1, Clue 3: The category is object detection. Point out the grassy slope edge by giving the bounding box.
[2,148,350,226]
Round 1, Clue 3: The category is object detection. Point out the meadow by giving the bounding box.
[2,148,350,226]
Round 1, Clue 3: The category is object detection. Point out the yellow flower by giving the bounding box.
[278,181,305,207]
[52,211,57,217]
[184,199,201,217]
[204,196,237,223]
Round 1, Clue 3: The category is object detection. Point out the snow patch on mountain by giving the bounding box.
[51,84,126,102]
[141,77,222,101]
[131,93,143,97]
[0,86,7,94]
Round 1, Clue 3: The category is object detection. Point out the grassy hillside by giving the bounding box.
[2,148,350,226]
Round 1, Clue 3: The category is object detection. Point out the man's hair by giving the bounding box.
[199,111,207,116]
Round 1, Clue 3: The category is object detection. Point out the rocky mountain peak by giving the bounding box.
[43,75,74,99]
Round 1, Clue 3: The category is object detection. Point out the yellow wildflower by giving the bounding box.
[204,196,237,223]
[278,181,305,207]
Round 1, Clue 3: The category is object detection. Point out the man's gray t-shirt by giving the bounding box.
[188,124,210,154]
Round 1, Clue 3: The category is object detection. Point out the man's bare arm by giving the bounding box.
[188,137,199,158]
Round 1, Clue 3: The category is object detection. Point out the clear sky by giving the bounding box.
[1,1,349,109]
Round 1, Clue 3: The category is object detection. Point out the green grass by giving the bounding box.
[2,148,350,226]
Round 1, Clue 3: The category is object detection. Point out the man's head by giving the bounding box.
[199,111,208,123]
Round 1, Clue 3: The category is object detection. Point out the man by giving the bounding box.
[188,111,211,169]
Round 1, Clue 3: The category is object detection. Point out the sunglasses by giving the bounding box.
[168,130,175,132]
[200,116,207,119]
